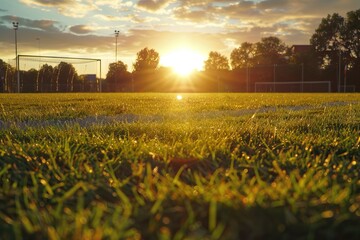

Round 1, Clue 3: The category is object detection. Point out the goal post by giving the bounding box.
[17,55,102,93]
[255,81,331,93]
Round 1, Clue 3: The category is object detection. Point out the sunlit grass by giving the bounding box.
[0,93,359,239]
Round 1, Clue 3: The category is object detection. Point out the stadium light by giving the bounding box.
[13,21,20,93]
[114,30,119,62]
[36,38,40,56]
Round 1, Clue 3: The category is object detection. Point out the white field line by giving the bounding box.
[0,101,357,130]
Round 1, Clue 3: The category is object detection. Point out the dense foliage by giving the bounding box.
[204,51,230,71]
[311,9,360,69]
[133,47,160,73]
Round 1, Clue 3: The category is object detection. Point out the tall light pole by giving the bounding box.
[273,64,276,92]
[114,30,119,62]
[36,37,40,92]
[301,63,304,92]
[338,50,341,93]
[344,64,347,92]
[13,21,19,93]
[36,38,40,57]
[246,64,249,92]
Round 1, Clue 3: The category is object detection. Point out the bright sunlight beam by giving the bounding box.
[161,49,205,76]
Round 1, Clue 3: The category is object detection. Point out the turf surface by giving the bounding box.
[0,93,359,239]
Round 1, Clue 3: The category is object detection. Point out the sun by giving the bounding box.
[161,49,205,76]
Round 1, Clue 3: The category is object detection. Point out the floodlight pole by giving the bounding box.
[246,65,249,92]
[273,64,276,92]
[338,50,341,92]
[36,38,40,58]
[114,30,119,62]
[301,63,304,92]
[99,60,102,93]
[36,37,40,92]
[13,22,20,93]
[344,64,347,92]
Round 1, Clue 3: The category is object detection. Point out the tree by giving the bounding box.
[106,61,131,92]
[230,42,255,69]
[204,51,229,71]
[345,9,360,68]
[133,47,159,72]
[39,64,54,92]
[310,13,346,68]
[53,62,78,92]
[22,68,38,92]
[255,36,289,65]
[0,59,14,92]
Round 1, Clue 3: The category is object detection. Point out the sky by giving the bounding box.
[0,0,359,75]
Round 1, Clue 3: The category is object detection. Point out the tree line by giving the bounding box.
[1,8,359,93]
[0,60,98,93]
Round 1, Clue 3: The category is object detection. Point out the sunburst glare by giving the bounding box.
[161,49,205,76]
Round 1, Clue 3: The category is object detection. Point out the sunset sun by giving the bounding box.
[161,49,205,76]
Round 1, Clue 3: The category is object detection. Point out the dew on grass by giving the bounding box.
[321,210,334,218]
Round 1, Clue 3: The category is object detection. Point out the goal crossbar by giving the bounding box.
[18,54,101,62]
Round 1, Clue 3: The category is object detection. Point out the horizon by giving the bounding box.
[0,0,359,74]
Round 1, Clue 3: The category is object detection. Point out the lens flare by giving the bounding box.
[161,49,205,76]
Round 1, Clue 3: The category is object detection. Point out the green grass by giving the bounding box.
[0,93,359,239]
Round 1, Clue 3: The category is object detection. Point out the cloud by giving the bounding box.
[20,0,74,8]
[171,1,260,23]
[20,0,97,18]
[137,0,173,12]
[95,0,131,9]
[169,0,358,26]
[173,6,215,22]
[0,15,112,58]
[95,14,124,22]
[94,13,160,24]
[123,29,227,56]
[166,0,357,46]
[0,15,61,32]
[0,23,112,59]
[257,0,290,10]
[69,25,93,34]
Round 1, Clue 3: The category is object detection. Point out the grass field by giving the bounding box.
[0,93,359,240]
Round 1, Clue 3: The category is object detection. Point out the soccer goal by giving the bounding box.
[16,55,102,93]
[255,81,331,93]
[340,85,356,92]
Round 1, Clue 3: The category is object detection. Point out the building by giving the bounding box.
[291,45,312,54]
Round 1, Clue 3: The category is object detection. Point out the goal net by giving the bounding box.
[340,85,356,92]
[16,55,102,93]
[255,81,331,93]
